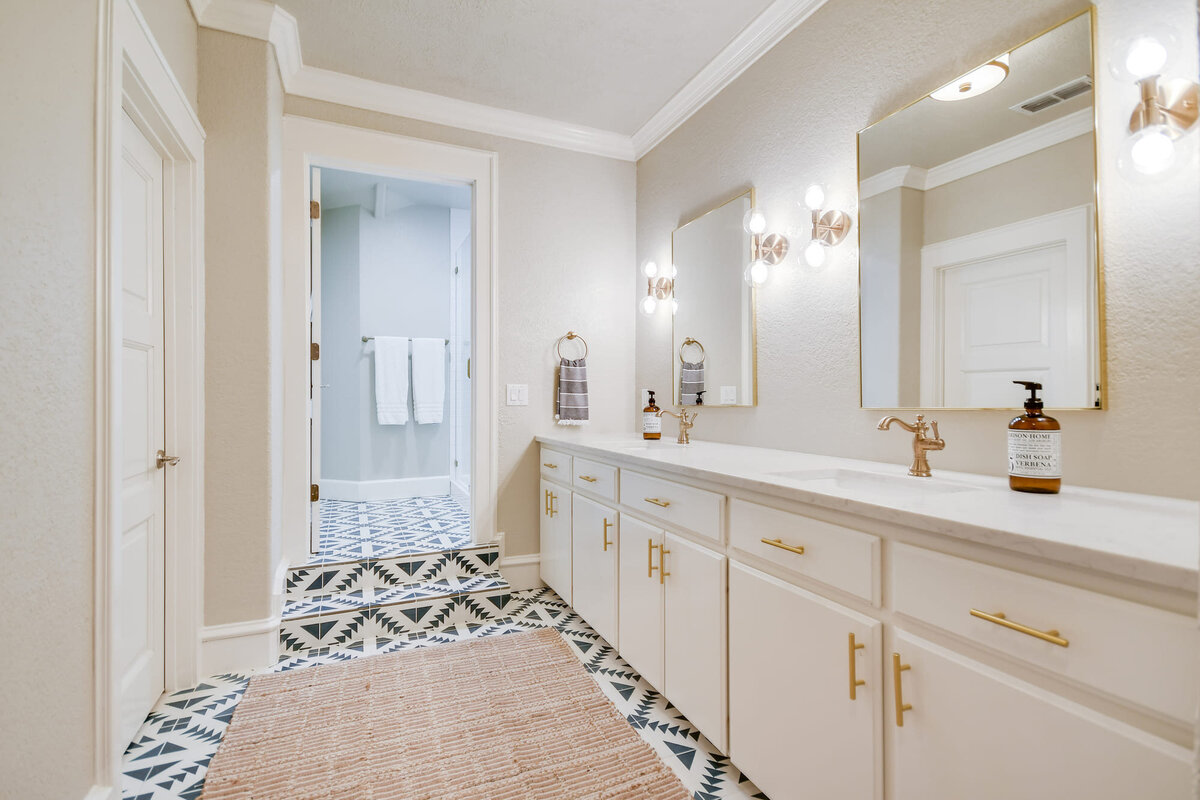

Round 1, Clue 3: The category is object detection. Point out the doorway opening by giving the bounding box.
[309,166,473,561]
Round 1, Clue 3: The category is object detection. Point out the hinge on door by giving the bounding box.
[310,200,320,219]
[311,483,320,502]
[311,342,320,361]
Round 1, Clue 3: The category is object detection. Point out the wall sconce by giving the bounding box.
[640,260,677,316]
[1110,28,1198,179]
[799,184,853,268]
[741,209,789,287]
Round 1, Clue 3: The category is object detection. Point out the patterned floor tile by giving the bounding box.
[307,495,472,563]
[122,588,765,800]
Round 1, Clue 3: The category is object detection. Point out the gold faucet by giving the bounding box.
[877,414,945,477]
[657,407,699,445]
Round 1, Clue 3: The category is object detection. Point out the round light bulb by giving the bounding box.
[743,208,767,235]
[743,259,769,287]
[641,260,658,279]
[639,294,658,316]
[803,184,826,210]
[1125,36,1168,79]
[1121,124,1177,177]
[1111,28,1177,81]
[803,240,828,269]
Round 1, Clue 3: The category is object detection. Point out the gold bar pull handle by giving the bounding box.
[659,546,671,584]
[648,538,661,578]
[578,475,598,483]
[542,462,558,469]
[544,489,551,516]
[549,492,558,518]
[969,609,1069,648]
[602,518,613,551]
[848,633,866,700]
[892,653,912,727]
[644,497,671,508]
[761,537,805,556]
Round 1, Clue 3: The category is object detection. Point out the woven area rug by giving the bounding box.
[199,628,690,799]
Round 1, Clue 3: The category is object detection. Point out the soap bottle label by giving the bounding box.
[643,412,662,434]
[1007,430,1062,479]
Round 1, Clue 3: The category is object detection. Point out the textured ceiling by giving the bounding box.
[275,0,776,134]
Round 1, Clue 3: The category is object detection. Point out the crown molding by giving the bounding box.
[859,108,1095,199]
[630,0,831,160]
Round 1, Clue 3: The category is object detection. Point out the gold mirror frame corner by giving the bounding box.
[855,6,1107,412]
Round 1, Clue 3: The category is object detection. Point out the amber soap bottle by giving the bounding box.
[643,390,662,440]
[1008,381,1061,494]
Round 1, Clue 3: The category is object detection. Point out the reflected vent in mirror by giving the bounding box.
[1011,75,1094,115]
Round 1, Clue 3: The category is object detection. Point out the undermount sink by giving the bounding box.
[766,468,982,498]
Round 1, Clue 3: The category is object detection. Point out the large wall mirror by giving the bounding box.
[672,189,757,407]
[858,10,1102,410]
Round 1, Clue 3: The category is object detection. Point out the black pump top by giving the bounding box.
[1014,380,1044,410]
[647,390,657,406]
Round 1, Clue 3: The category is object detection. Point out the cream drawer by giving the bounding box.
[540,447,572,483]
[729,499,880,604]
[892,543,1198,722]
[619,469,723,542]
[572,456,617,501]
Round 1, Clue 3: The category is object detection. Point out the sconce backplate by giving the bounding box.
[758,233,790,266]
[815,210,853,247]
[649,277,674,300]
[1129,77,1199,136]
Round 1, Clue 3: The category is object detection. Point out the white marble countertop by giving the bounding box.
[535,433,1199,593]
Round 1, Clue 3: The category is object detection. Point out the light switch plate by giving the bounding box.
[507,384,528,406]
[720,385,738,405]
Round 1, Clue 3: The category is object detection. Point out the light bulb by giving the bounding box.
[743,259,769,287]
[1121,124,1177,177]
[641,260,658,279]
[803,184,826,210]
[743,208,767,235]
[803,240,828,269]
[1111,29,1176,81]
[639,294,658,316]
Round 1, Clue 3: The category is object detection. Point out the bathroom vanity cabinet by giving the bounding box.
[535,435,1199,799]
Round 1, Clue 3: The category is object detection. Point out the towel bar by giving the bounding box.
[362,336,449,344]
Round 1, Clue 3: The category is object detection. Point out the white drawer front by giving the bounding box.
[729,499,879,604]
[620,469,723,542]
[892,543,1198,723]
[572,456,617,501]
[540,447,572,483]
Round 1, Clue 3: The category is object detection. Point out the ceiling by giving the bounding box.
[275,0,776,135]
[860,13,1092,176]
[320,168,472,212]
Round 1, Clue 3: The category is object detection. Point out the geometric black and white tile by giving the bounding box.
[122,588,768,800]
[311,495,472,563]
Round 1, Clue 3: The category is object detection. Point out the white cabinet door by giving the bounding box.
[539,479,571,603]
[618,515,664,692]
[571,494,618,647]
[729,562,882,800]
[664,532,727,753]
[888,629,1193,800]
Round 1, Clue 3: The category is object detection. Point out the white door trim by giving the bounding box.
[281,115,500,565]
[93,0,206,795]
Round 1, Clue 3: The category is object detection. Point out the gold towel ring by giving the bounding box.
[556,331,589,360]
[679,337,705,364]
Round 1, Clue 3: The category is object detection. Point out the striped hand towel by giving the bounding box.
[555,357,589,425]
[680,360,705,406]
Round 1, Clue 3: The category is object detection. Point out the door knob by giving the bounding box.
[156,449,181,469]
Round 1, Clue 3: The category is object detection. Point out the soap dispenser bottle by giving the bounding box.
[643,390,662,440]
[1008,381,1061,494]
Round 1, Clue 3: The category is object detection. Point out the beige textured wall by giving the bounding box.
[138,0,198,108]
[0,5,98,796]
[636,0,1200,499]
[285,95,637,556]
[199,30,285,625]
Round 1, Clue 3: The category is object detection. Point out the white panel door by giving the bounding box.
[539,479,571,602]
[309,167,322,553]
[118,111,166,746]
[617,516,664,692]
[663,532,727,753]
[888,629,1193,800]
[453,233,471,493]
[729,562,882,800]
[570,494,618,647]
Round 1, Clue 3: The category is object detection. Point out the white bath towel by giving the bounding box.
[411,338,446,424]
[373,336,410,425]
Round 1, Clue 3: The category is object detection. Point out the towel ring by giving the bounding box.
[556,331,589,360]
[679,337,706,364]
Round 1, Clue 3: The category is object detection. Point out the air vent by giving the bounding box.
[1011,75,1094,115]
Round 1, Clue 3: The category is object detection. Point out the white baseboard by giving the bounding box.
[449,478,470,508]
[201,614,281,676]
[322,476,450,501]
[499,553,544,591]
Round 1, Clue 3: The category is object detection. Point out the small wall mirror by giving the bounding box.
[672,189,757,407]
[857,10,1102,410]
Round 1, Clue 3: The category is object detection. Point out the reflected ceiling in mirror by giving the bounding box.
[672,189,757,407]
[857,10,1103,411]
